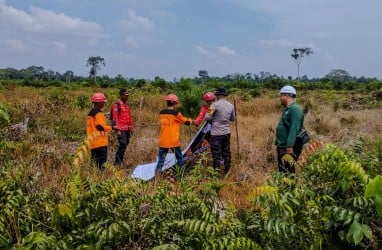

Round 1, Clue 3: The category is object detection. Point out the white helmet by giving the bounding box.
[279,85,297,97]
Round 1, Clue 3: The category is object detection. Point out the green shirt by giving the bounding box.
[275,102,304,147]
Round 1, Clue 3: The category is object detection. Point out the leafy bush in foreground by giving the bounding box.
[1,137,382,249]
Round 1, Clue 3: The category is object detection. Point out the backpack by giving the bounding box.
[281,110,310,146]
[110,101,121,126]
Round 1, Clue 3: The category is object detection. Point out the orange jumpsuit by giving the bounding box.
[86,107,112,169]
[158,109,192,148]
[86,107,112,149]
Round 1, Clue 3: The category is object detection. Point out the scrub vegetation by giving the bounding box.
[0,76,382,249]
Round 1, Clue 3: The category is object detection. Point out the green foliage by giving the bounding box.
[350,136,382,177]
[152,244,180,250]
[0,103,10,129]
[0,107,382,249]
[77,95,88,110]
[365,175,382,217]
[21,232,58,249]
[242,142,382,249]
[249,88,261,98]
[0,84,381,249]
[346,222,372,245]
[46,88,70,107]
[174,85,206,117]
[54,112,84,141]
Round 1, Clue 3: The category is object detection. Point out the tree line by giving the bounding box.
[0,65,381,93]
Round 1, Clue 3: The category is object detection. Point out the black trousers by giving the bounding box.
[91,146,107,170]
[115,130,130,165]
[277,141,303,173]
[210,133,231,174]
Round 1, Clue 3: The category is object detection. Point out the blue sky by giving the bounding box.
[1,0,381,81]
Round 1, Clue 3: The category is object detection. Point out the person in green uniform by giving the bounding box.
[275,85,304,173]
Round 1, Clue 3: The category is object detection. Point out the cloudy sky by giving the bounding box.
[0,0,381,80]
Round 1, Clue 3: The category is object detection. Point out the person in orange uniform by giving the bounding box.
[155,94,194,175]
[193,91,216,126]
[86,92,113,170]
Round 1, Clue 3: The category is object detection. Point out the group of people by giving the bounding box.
[86,88,134,170]
[86,85,306,175]
[155,87,236,177]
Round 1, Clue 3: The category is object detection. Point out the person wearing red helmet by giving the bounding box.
[86,92,113,170]
[111,88,134,167]
[193,91,216,126]
[155,94,194,176]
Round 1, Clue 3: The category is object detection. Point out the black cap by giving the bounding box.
[119,88,129,96]
[215,87,228,96]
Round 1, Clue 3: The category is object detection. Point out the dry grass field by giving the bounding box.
[1,86,381,208]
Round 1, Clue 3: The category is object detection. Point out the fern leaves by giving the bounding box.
[365,175,382,217]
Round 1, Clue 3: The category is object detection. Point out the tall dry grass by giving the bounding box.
[1,86,381,208]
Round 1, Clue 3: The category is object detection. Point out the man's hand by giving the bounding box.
[208,107,213,115]
[286,147,294,154]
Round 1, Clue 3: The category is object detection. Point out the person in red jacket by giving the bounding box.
[86,92,112,170]
[155,94,194,175]
[111,88,134,166]
[194,91,216,126]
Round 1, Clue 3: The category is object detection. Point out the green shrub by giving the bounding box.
[0,103,10,129]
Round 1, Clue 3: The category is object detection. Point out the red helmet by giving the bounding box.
[165,94,179,103]
[91,92,107,103]
[203,92,215,101]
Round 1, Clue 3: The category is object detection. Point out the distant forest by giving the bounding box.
[1,65,381,92]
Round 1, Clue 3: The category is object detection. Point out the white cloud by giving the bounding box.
[195,46,216,59]
[0,1,102,37]
[122,10,155,31]
[1,0,382,79]
[217,46,237,56]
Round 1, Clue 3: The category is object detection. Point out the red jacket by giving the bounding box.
[194,105,209,126]
[111,100,134,131]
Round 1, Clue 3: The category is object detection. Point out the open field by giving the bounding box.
[1,86,382,248]
[1,86,381,204]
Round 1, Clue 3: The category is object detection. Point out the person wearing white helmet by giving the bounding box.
[275,85,304,173]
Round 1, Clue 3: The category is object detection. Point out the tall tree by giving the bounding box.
[63,70,74,83]
[198,69,209,78]
[325,69,351,82]
[86,56,105,81]
[291,48,313,81]
[198,69,209,84]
